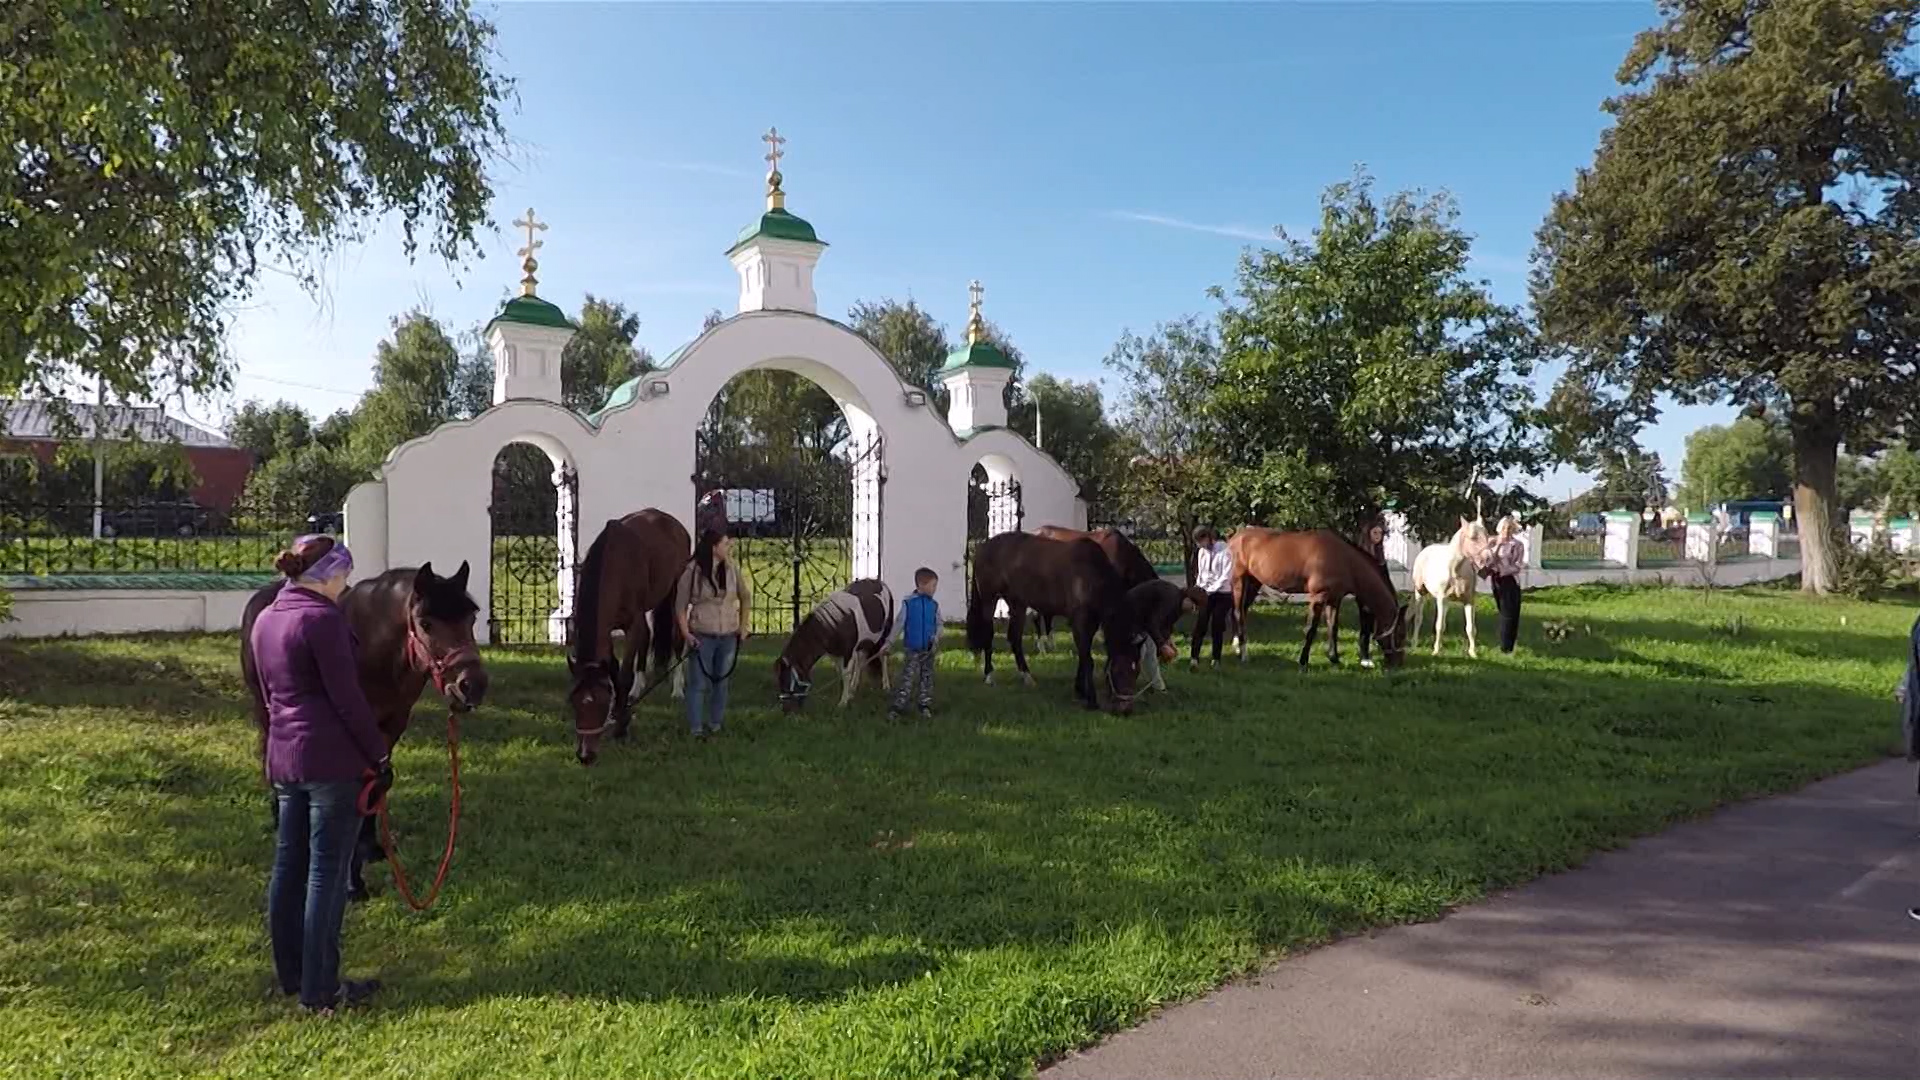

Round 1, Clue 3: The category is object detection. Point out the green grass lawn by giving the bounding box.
[0,585,1909,1079]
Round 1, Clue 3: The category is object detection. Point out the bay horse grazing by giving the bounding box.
[966,531,1143,713]
[1228,528,1408,669]
[775,578,895,711]
[568,509,692,765]
[1409,516,1490,658]
[241,561,487,901]
[1031,525,1160,653]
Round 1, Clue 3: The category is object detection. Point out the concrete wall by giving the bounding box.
[346,310,1080,639]
[2,587,255,639]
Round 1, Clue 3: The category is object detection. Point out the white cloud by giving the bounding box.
[1104,210,1280,243]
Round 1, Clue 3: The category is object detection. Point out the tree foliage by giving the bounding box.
[348,311,465,468]
[563,296,654,414]
[1675,416,1793,510]
[2,0,513,404]
[1203,173,1547,538]
[1104,317,1230,534]
[1587,447,1670,514]
[848,298,1026,419]
[1007,373,1125,508]
[1529,0,1920,591]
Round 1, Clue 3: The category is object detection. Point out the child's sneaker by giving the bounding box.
[918,707,932,720]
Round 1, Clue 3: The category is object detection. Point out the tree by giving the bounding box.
[349,311,464,468]
[848,299,954,411]
[239,442,361,519]
[1874,446,1920,516]
[563,296,654,414]
[1529,0,1920,592]
[1204,172,1547,538]
[1105,316,1230,574]
[228,401,316,465]
[1675,416,1793,510]
[3,0,512,406]
[1591,447,1670,514]
[1836,452,1882,512]
[1008,374,1124,507]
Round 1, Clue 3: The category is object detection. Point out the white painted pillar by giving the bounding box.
[1850,512,1877,551]
[547,463,577,645]
[1523,523,1544,570]
[1603,511,1640,569]
[1748,512,1779,558]
[1684,514,1717,565]
[342,480,390,581]
[1384,510,1417,569]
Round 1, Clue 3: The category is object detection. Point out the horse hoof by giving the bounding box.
[1021,673,1036,688]
[984,673,995,686]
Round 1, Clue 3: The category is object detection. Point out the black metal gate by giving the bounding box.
[692,425,883,635]
[487,452,578,646]
[963,472,1022,593]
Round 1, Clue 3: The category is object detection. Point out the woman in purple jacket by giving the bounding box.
[250,535,388,1013]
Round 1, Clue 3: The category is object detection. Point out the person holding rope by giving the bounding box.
[676,527,751,740]
[249,535,386,1014]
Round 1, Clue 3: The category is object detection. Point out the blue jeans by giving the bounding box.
[269,780,361,1008]
[686,632,738,735]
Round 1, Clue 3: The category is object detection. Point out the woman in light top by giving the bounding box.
[675,528,751,739]
[1479,515,1528,654]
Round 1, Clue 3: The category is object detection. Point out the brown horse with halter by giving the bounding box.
[567,509,691,765]
[240,560,488,901]
[1228,527,1408,669]
[967,531,1144,712]
[1030,525,1163,652]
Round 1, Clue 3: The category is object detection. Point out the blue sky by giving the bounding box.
[216,1,1734,501]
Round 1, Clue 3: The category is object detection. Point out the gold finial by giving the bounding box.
[762,127,787,211]
[513,207,548,297]
[965,279,986,345]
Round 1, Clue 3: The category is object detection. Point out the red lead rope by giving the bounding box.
[372,707,463,912]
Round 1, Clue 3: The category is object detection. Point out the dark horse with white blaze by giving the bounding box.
[240,562,488,901]
[1228,527,1408,668]
[567,509,692,765]
[1030,525,1161,652]
[967,531,1144,712]
[775,578,896,711]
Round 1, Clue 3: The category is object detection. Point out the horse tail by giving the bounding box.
[967,581,994,654]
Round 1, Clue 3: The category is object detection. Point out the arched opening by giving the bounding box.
[964,453,1023,595]
[690,366,884,634]
[486,436,579,646]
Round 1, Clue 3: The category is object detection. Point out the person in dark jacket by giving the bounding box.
[250,535,388,1013]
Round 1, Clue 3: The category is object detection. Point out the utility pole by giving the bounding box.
[91,378,105,540]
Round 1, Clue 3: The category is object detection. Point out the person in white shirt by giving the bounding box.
[1189,526,1235,669]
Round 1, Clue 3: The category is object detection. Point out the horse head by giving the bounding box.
[1379,601,1411,668]
[1101,607,1144,715]
[408,561,487,711]
[566,655,615,766]
[774,654,813,713]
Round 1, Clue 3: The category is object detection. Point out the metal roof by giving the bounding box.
[0,400,233,448]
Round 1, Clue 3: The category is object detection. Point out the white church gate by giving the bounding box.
[692,410,883,635]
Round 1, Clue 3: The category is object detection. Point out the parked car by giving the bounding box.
[100,502,213,538]
[1570,513,1604,536]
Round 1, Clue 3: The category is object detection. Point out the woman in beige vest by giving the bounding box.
[675,528,751,739]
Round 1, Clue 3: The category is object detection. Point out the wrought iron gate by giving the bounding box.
[488,456,578,646]
[963,472,1023,593]
[692,425,883,635]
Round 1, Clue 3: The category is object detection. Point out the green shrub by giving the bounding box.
[1829,528,1906,601]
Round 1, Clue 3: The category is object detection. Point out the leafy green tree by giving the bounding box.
[1836,453,1882,513]
[848,298,1026,419]
[563,296,654,414]
[1205,172,1547,538]
[1105,316,1229,573]
[239,442,361,519]
[1874,446,1920,516]
[1675,417,1793,510]
[228,401,315,465]
[1529,0,1920,592]
[1590,447,1670,514]
[1007,373,1124,508]
[3,0,512,406]
[349,311,464,468]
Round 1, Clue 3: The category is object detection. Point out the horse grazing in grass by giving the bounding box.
[241,561,488,900]
[775,578,895,711]
[567,509,691,765]
[966,531,1143,712]
[1030,525,1160,653]
[1228,528,1408,669]
[1128,578,1205,691]
[1409,516,1489,658]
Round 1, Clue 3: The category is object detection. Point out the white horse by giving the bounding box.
[1409,516,1489,658]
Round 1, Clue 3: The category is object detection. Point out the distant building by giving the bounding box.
[0,400,254,509]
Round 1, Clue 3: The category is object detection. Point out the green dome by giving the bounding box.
[940,340,1017,374]
[727,208,823,254]
[486,294,574,332]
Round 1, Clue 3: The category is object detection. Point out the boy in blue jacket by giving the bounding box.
[890,567,941,720]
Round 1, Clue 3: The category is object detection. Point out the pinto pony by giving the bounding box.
[240,561,487,901]
[1409,516,1489,658]
[775,578,895,711]
[1030,525,1160,653]
[966,531,1143,712]
[1228,528,1408,669]
[567,510,692,765]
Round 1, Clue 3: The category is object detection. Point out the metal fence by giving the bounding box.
[0,493,335,577]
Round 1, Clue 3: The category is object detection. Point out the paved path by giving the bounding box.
[1044,760,1919,1080]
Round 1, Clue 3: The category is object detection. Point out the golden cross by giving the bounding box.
[513,208,547,261]
[968,279,983,315]
[966,280,985,344]
[762,127,786,173]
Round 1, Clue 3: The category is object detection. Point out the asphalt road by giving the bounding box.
[1044,760,1919,1080]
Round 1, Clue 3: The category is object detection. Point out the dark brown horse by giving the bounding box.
[1031,525,1160,652]
[567,509,691,765]
[774,578,896,712]
[966,531,1143,712]
[1228,527,1407,669]
[241,561,487,900]
[1127,578,1206,691]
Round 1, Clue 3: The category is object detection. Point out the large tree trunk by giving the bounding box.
[1790,409,1840,595]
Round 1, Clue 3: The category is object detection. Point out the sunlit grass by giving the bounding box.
[0,585,1907,1079]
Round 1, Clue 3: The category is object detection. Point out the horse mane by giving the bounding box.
[572,525,611,666]
[1330,530,1395,593]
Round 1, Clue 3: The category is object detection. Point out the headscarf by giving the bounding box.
[284,533,353,583]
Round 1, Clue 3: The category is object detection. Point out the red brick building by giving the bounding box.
[1,401,255,510]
